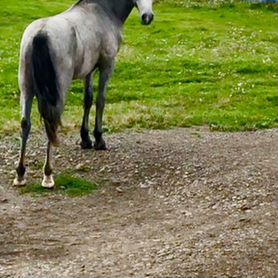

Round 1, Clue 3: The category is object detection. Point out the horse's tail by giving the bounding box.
[31,32,61,146]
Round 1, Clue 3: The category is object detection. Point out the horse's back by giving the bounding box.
[20,3,122,83]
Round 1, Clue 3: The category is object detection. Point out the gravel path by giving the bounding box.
[0,128,276,277]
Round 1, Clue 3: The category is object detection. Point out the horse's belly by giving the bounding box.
[73,55,98,79]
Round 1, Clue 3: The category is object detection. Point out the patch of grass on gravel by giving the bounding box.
[21,174,98,197]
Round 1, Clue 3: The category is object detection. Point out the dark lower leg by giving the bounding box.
[94,65,113,150]
[14,93,33,185]
[94,85,107,150]
[94,123,106,150]
[42,141,55,188]
[44,142,53,176]
[16,117,31,181]
[80,74,93,149]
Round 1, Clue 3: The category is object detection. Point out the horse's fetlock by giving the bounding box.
[44,165,53,177]
[81,126,90,139]
[94,129,103,141]
[16,164,26,178]
[94,139,107,151]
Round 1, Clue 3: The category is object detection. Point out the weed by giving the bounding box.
[21,174,98,197]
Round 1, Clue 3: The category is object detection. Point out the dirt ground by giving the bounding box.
[0,128,276,277]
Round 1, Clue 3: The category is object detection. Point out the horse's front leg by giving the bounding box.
[80,73,93,149]
[94,61,114,150]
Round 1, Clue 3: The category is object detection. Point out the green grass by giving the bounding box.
[21,174,98,197]
[0,0,277,135]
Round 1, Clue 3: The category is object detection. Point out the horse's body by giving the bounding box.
[14,0,154,188]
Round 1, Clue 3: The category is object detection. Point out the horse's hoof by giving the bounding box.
[80,140,93,149]
[13,177,27,187]
[42,175,55,189]
[94,141,107,151]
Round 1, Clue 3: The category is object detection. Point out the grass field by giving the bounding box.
[0,0,277,136]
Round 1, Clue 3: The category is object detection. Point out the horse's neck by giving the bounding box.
[78,0,134,24]
[108,0,134,23]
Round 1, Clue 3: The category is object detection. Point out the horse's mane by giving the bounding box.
[75,0,107,6]
[75,0,91,5]
[74,0,134,23]
[75,0,97,6]
[75,0,133,6]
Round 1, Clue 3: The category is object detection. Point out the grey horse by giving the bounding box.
[14,0,154,188]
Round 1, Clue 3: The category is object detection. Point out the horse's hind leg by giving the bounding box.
[80,73,93,149]
[14,93,33,186]
[42,141,54,188]
[94,61,114,150]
